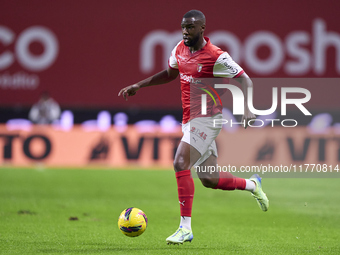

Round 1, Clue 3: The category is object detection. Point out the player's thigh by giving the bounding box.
[173,141,201,172]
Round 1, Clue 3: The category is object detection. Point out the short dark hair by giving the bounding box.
[183,10,206,22]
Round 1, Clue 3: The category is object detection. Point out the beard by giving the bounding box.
[184,33,200,47]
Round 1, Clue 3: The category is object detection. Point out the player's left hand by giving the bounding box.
[241,110,256,129]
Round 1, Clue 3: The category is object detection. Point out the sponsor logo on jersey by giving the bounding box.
[222,58,238,74]
[180,73,193,83]
[180,73,203,84]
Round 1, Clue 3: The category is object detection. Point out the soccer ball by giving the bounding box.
[118,207,148,237]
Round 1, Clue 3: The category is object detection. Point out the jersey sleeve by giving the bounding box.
[168,41,181,70]
[213,52,244,78]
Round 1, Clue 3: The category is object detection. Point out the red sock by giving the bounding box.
[214,171,246,190]
[176,170,194,217]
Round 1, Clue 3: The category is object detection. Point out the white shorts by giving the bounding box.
[181,114,223,167]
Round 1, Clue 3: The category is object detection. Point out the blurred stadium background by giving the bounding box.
[1,1,340,254]
[0,0,339,169]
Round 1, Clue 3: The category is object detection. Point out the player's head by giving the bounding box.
[181,10,206,47]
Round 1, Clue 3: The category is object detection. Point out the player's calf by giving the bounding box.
[199,176,219,188]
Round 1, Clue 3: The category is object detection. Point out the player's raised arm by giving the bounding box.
[118,67,179,101]
[235,72,256,128]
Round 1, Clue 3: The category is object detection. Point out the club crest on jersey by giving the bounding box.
[197,64,203,72]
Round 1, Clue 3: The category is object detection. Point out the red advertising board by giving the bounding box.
[1,0,340,109]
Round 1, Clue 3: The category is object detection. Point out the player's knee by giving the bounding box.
[173,157,189,172]
[200,177,218,188]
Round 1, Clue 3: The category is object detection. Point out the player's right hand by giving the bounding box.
[118,84,140,101]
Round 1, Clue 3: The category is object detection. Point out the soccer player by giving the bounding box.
[118,10,269,244]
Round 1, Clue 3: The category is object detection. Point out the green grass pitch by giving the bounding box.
[0,168,339,254]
